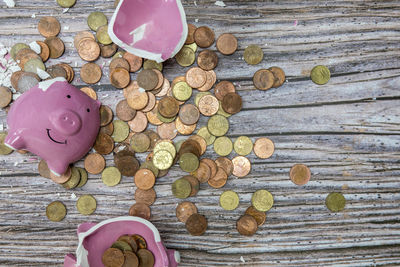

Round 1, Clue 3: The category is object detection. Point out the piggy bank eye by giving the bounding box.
[66,95,71,98]
[87,108,90,112]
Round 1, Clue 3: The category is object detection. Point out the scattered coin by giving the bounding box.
[172,178,192,199]
[110,67,130,88]
[38,159,51,178]
[87,11,108,31]
[158,96,179,118]
[325,192,346,212]
[208,167,228,188]
[102,248,124,267]
[152,149,174,170]
[252,189,273,212]
[136,249,155,267]
[213,136,233,156]
[183,175,200,197]
[110,57,130,72]
[157,121,178,140]
[76,194,97,215]
[62,166,81,189]
[100,105,114,126]
[185,213,207,236]
[80,63,102,84]
[76,167,88,188]
[172,81,192,101]
[129,203,151,220]
[0,86,12,108]
[44,36,65,59]
[134,169,155,190]
[198,94,219,117]
[196,126,216,146]
[216,33,238,55]
[207,114,229,137]
[253,137,274,159]
[96,25,112,45]
[197,50,218,71]
[137,69,158,91]
[130,133,151,153]
[311,65,331,85]
[57,0,76,8]
[74,31,95,48]
[50,166,72,184]
[234,136,253,156]
[128,111,148,133]
[176,201,197,223]
[185,67,206,88]
[185,24,197,44]
[179,152,199,173]
[84,153,106,174]
[111,240,133,252]
[253,69,274,90]
[290,164,311,186]
[244,44,263,65]
[143,59,163,71]
[100,43,118,58]
[232,156,251,177]
[38,16,61,37]
[77,38,100,61]
[245,206,266,226]
[175,46,196,67]
[197,70,216,92]
[220,190,239,210]
[222,92,242,114]
[236,215,258,236]
[116,100,136,121]
[135,188,156,206]
[269,66,286,88]
[194,26,215,48]
[94,132,114,154]
[123,52,143,72]
[46,201,66,222]
[102,166,122,187]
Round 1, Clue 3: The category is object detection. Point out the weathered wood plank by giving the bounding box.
[1,0,400,266]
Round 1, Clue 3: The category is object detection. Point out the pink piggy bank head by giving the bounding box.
[5,77,101,175]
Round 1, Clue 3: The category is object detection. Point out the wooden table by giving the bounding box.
[1,0,400,266]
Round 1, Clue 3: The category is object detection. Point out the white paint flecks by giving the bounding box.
[240,256,245,263]
[36,68,50,80]
[215,1,226,7]
[37,77,66,91]
[29,41,41,54]
[3,0,15,7]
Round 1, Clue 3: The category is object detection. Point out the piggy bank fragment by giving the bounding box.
[4,77,101,176]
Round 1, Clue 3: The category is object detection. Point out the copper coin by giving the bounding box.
[47,65,67,79]
[200,158,217,178]
[208,167,228,188]
[10,70,23,91]
[183,175,200,197]
[135,188,156,206]
[171,76,186,88]
[158,96,179,118]
[155,78,170,97]
[176,201,197,223]
[44,36,64,59]
[215,157,233,176]
[132,234,147,249]
[253,69,274,90]
[94,133,114,155]
[188,135,207,155]
[57,63,75,83]
[123,251,139,267]
[50,166,71,184]
[236,215,258,236]
[126,84,149,110]
[117,235,138,252]
[141,92,156,113]
[74,31,95,48]
[191,161,211,183]
[100,43,118,58]
[157,122,178,140]
[222,92,242,114]
[198,94,219,116]
[214,81,236,101]
[134,168,155,190]
[197,70,216,92]
[114,152,140,177]
[80,63,102,84]
[80,87,97,100]
[100,123,114,136]
[123,52,143,72]
[175,117,196,135]
[0,86,12,108]
[185,213,207,236]
[36,41,50,62]
[38,159,51,179]
[245,206,266,226]
[77,39,100,61]
[128,111,148,132]
[84,153,106,174]
[179,104,200,125]
[123,80,139,98]
[146,102,163,126]
[143,130,160,151]
[232,156,251,177]
[290,164,311,185]
[253,137,275,159]
[269,66,286,88]
[129,203,151,220]
[110,57,130,72]
[102,247,125,267]
[197,50,218,71]
[194,26,215,48]
[137,69,158,91]
[216,33,238,55]
[179,139,202,158]
[100,105,113,126]
[38,16,60,37]
[185,67,206,88]
[116,100,136,121]
[185,24,197,44]
[151,69,164,90]
[136,249,155,267]
[110,67,130,88]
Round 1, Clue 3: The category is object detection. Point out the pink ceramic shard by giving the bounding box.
[64,216,180,267]
[108,0,188,63]
[4,77,101,176]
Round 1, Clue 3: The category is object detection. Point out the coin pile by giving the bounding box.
[102,234,154,267]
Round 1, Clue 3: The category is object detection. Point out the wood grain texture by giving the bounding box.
[1,0,400,266]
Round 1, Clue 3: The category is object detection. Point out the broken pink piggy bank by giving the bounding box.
[108,0,188,63]
[4,77,101,176]
[64,216,180,267]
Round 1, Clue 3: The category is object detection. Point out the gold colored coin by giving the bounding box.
[311,65,331,85]
[101,166,122,187]
[253,137,274,159]
[143,59,163,71]
[234,136,253,156]
[172,178,192,199]
[62,166,81,189]
[0,132,13,155]
[172,81,192,101]
[10,43,29,60]
[76,167,88,188]
[184,42,197,52]
[111,120,130,142]
[213,136,233,156]
[196,126,215,146]
[96,25,112,45]
[130,133,151,153]
[325,192,346,212]
[46,201,66,222]
[179,152,199,173]
[154,140,176,158]
[252,189,273,212]
[219,190,239,211]
[57,0,76,8]
[87,11,107,31]
[175,46,195,67]
[152,149,173,170]
[243,44,263,65]
[76,194,97,215]
[207,114,229,137]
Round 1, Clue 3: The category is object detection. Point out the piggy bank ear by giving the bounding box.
[95,100,101,108]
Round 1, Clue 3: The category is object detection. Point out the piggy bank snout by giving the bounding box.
[50,109,82,136]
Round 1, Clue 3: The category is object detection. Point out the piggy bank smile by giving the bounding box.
[5,77,101,176]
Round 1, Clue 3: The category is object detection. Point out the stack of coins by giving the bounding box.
[102,234,154,267]
[253,66,286,91]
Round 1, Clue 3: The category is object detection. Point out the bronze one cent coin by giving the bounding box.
[102,247,124,267]
[214,80,236,101]
[176,201,198,223]
[84,152,106,174]
[116,100,136,121]
[253,137,275,159]
[137,69,158,91]
[253,69,274,90]
[93,133,114,155]
[236,214,258,236]
[135,188,156,206]
[44,36,64,59]
[129,203,151,220]
[38,16,60,37]
[185,213,207,236]
[222,92,242,114]
[269,66,286,88]
[80,63,102,84]
[185,23,197,44]
[179,103,200,125]
[194,26,215,48]
[289,164,311,185]
[216,33,238,55]
[158,96,179,118]
[197,50,218,71]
